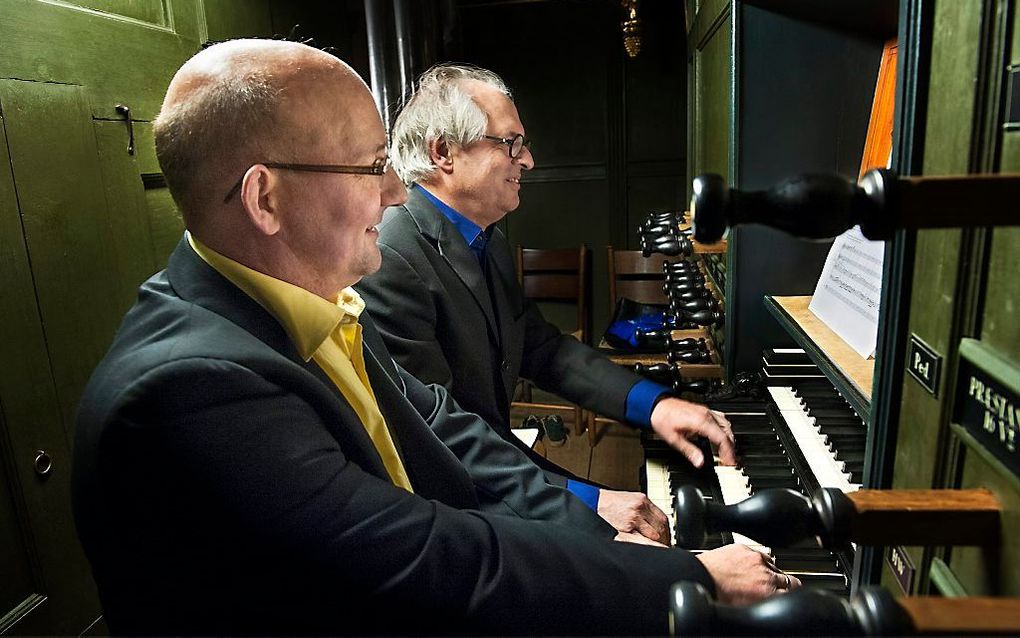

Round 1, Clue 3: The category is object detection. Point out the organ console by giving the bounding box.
[634,196,1017,632]
[644,381,860,596]
[645,5,1020,634]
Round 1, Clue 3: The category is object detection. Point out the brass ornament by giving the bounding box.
[621,0,642,58]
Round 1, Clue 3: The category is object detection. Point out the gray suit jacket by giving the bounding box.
[73,237,715,634]
[356,187,646,485]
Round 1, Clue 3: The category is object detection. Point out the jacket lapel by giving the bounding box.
[404,189,500,346]
[164,237,399,487]
[483,228,519,358]
[361,343,478,508]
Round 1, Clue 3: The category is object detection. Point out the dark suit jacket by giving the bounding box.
[72,237,713,635]
[356,188,646,485]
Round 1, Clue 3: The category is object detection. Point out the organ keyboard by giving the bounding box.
[644,360,867,595]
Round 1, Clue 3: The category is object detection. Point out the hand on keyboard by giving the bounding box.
[649,399,737,467]
[695,544,802,605]
[597,490,672,546]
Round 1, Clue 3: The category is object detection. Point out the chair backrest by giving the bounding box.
[607,246,671,309]
[516,245,589,341]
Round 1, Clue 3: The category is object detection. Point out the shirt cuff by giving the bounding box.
[625,379,671,429]
[566,480,600,511]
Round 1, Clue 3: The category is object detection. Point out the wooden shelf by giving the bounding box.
[697,261,726,312]
[598,327,724,379]
[765,295,873,421]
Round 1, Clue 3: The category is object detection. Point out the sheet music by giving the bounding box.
[809,227,885,358]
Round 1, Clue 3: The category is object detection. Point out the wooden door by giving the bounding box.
[0,1,201,632]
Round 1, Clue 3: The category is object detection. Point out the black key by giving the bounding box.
[808,407,859,419]
[835,450,865,464]
[823,434,867,448]
[743,466,795,479]
[748,477,802,491]
[817,424,867,436]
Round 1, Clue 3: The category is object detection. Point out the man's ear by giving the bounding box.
[427,138,455,175]
[238,165,282,235]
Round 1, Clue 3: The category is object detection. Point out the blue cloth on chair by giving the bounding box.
[604,298,668,350]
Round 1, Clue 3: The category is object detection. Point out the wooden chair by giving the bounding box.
[590,247,673,443]
[512,245,590,436]
[607,247,671,308]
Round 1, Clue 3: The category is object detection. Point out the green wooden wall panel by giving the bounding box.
[982,227,1020,363]
[887,0,984,591]
[0,105,61,633]
[132,121,186,262]
[921,0,981,176]
[0,432,36,621]
[0,80,126,442]
[1002,131,1020,171]
[69,0,170,26]
[0,0,202,120]
[693,11,731,181]
[949,6,1020,595]
[892,0,982,493]
[203,0,273,41]
[1013,3,1020,66]
[144,184,185,260]
[892,229,962,490]
[94,121,161,305]
[0,92,100,635]
[951,440,1020,595]
[987,128,1020,363]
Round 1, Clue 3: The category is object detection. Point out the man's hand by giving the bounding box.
[695,544,802,605]
[650,398,736,467]
[613,531,668,547]
[597,490,671,546]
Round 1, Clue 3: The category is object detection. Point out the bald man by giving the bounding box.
[72,40,797,635]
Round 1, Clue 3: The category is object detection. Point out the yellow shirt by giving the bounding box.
[187,233,413,492]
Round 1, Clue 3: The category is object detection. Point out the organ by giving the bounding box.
[630,0,1020,633]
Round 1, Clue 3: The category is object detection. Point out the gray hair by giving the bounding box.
[390,64,511,185]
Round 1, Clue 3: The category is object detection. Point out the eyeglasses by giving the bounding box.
[482,134,531,160]
[223,157,392,203]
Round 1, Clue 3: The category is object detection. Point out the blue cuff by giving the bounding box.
[567,480,600,511]
[625,379,671,429]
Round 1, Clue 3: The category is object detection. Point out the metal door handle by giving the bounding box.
[33,450,52,476]
[115,104,135,155]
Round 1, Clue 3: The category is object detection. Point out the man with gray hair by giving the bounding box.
[357,64,738,545]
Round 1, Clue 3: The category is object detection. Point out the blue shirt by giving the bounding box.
[416,184,671,510]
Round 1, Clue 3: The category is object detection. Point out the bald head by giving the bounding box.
[154,39,367,228]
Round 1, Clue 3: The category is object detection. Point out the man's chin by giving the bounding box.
[365,250,383,276]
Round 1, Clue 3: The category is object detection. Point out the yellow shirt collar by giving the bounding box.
[187,232,365,361]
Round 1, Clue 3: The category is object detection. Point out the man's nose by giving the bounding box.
[516,145,535,171]
[382,166,408,207]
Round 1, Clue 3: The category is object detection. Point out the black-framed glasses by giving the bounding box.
[222,157,391,203]
[482,134,531,159]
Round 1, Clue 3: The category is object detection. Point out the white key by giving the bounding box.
[644,458,676,545]
[769,387,854,493]
[715,465,751,505]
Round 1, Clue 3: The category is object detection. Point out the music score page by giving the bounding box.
[809,227,885,359]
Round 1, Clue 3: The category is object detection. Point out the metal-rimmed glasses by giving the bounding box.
[482,133,531,159]
[222,157,392,203]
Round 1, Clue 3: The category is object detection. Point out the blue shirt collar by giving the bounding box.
[416,184,485,248]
